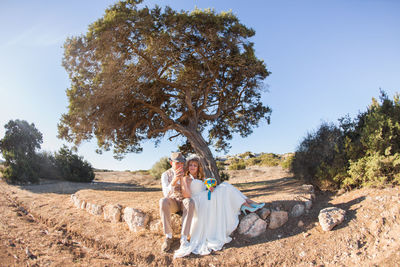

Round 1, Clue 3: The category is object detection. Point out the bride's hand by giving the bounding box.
[209,186,215,192]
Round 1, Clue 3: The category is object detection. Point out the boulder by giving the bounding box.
[318,207,346,231]
[290,204,305,217]
[257,208,271,220]
[123,207,149,232]
[88,203,103,216]
[150,214,182,234]
[238,213,267,237]
[71,194,82,209]
[238,213,259,234]
[103,204,122,223]
[269,211,288,229]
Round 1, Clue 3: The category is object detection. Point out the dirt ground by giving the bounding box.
[0,166,399,266]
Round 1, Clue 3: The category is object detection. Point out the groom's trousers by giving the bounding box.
[159,197,194,237]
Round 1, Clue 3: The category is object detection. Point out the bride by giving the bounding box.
[174,155,264,258]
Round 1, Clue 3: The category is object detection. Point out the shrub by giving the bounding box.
[291,122,347,189]
[216,160,230,181]
[280,154,294,169]
[292,90,400,190]
[150,156,171,179]
[346,153,400,188]
[54,146,94,182]
[35,151,61,180]
[259,153,280,167]
[228,160,246,170]
[245,157,261,166]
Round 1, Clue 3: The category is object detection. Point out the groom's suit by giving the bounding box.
[160,168,194,237]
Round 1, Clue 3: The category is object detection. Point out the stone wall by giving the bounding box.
[70,184,345,237]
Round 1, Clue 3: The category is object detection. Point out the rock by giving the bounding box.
[302,184,314,194]
[238,213,267,237]
[318,207,346,231]
[71,194,81,208]
[257,208,271,220]
[269,211,288,229]
[291,204,305,217]
[303,232,310,237]
[123,207,149,232]
[149,219,163,233]
[246,218,267,237]
[303,199,312,210]
[25,247,36,259]
[170,214,182,234]
[238,213,259,234]
[103,204,122,223]
[88,203,103,216]
[150,214,182,234]
[298,220,304,227]
[80,200,86,209]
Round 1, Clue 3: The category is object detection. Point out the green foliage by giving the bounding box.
[228,159,246,170]
[245,157,261,166]
[0,120,43,184]
[216,160,230,181]
[259,153,281,167]
[346,152,400,188]
[280,154,294,169]
[292,90,400,190]
[54,146,95,183]
[35,151,61,180]
[150,157,171,179]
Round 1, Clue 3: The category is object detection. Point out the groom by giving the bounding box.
[159,152,195,252]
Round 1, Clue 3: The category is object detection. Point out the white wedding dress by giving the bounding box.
[174,177,247,258]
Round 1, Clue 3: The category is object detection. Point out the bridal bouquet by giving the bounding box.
[204,178,217,200]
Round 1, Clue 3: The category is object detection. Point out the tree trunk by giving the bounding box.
[182,129,221,184]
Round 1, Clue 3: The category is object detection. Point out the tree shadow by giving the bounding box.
[18,180,161,195]
[217,190,337,250]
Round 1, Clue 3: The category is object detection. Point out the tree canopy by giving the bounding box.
[0,119,43,183]
[59,0,271,182]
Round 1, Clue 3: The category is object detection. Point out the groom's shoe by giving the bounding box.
[161,237,173,252]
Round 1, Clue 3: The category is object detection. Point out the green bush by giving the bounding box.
[345,152,400,188]
[54,146,95,183]
[36,151,72,180]
[150,156,171,179]
[245,157,261,166]
[259,153,281,167]
[0,120,43,184]
[292,90,400,190]
[280,154,294,169]
[228,160,246,170]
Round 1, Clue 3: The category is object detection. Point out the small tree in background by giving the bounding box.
[0,120,43,184]
[150,156,171,179]
[54,145,95,183]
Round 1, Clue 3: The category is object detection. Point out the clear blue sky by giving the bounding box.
[0,0,399,171]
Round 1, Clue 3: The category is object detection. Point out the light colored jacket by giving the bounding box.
[161,168,183,200]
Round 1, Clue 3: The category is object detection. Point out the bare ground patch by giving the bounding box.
[0,166,399,266]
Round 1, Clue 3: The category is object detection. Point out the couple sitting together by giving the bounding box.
[160,152,265,258]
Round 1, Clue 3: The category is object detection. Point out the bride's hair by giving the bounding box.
[185,157,205,180]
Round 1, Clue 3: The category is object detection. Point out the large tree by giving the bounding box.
[59,0,271,182]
